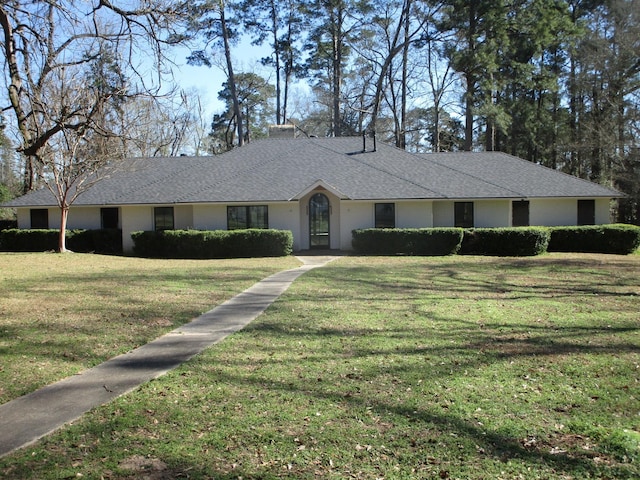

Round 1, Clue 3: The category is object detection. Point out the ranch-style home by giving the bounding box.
[3,135,622,253]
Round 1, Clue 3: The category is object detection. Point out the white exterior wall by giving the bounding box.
[15,196,616,255]
[192,204,227,230]
[327,194,341,250]
[340,201,372,250]
[47,209,61,229]
[397,201,433,228]
[434,200,511,228]
[528,198,610,226]
[476,201,510,227]
[269,203,301,251]
[193,202,301,251]
[67,207,102,230]
[433,199,594,228]
[595,198,612,224]
[16,208,32,228]
[433,201,454,227]
[530,199,576,226]
[339,200,435,251]
[121,206,154,253]
[18,206,103,229]
[174,205,194,230]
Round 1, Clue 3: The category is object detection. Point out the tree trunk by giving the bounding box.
[1,6,37,192]
[220,1,243,147]
[269,0,282,125]
[398,0,410,150]
[58,205,69,253]
[282,8,295,125]
[332,19,342,137]
[23,156,36,193]
[244,105,251,143]
[370,0,411,141]
[464,72,475,151]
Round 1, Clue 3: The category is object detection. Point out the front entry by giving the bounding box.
[309,193,330,249]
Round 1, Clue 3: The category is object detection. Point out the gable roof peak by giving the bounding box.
[289,179,349,201]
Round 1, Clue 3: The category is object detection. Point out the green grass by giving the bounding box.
[1,253,639,479]
[0,253,301,403]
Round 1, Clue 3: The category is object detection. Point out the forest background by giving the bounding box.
[0,0,638,224]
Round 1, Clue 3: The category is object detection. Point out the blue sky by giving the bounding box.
[168,36,273,117]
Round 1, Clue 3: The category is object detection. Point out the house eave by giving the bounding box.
[288,180,351,201]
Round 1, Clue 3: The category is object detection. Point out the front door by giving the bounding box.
[309,193,330,249]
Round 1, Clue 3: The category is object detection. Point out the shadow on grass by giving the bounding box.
[328,257,639,301]
[0,262,293,403]
[207,255,639,477]
[2,255,638,478]
[207,348,637,478]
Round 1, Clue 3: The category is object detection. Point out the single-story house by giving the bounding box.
[2,135,622,253]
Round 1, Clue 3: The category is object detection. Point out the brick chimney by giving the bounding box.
[268,124,298,138]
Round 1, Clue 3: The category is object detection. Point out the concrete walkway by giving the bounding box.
[0,255,338,458]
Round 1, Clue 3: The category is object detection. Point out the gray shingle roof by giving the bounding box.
[3,137,621,208]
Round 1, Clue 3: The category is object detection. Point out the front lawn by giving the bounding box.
[0,253,301,404]
[1,253,639,479]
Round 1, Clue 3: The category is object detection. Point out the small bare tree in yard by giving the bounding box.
[0,0,186,252]
[39,61,127,252]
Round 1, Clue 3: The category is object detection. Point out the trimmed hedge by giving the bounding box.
[67,229,123,255]
[351,228,464,255]
[548,224,640,255]
[0,228,123,254]
[460,227,550,256]
[0,220,17,231]
[131,229,293,259]
[0,229,57,251]
[3,224,637,257]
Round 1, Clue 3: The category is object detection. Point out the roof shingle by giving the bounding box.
[3,137,621,208]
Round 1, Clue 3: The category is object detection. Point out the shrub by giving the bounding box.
[226,229,294,258]
[460,227,550,256]
[0,228,123,254]
[351,228,463,256]
[67,229,123,254]
[548,224,640,255]
[131,229,293,259]
[0,229,58,251]
[131,230,227,258]
[0,220,17,231]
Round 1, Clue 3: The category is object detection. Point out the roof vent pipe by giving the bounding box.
[373,131,377,152]
[362,131,366,153]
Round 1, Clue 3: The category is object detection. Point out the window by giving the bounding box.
[577,200,595,225]
[227,206,269,230]
[375,203,395,228]
[512,200,530,227]
[154,207,174,231]
[30,209,48,229]
[454,202,474,228]
[101,208,119,229]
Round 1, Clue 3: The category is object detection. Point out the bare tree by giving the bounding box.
[0,0,186,251]
[26,51,126,252]
[350,0,435,146]
[119,90,209,157]
[423,29,458,152]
